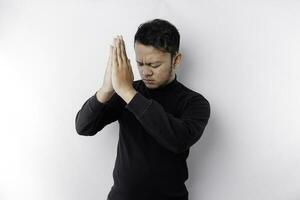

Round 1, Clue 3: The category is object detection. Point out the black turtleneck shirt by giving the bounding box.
[75,75,210,200]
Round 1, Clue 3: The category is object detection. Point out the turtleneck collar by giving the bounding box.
[144,74,179,95]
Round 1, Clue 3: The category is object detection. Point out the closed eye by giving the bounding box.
[151,65,160,68]
[137,63,161,68]
[137,60,161,66]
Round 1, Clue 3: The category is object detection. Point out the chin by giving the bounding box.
[145,84,156,89]
[144,82,158,89]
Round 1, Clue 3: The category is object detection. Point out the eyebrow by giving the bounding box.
[136,60,161,65]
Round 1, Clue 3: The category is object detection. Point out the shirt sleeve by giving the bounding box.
[125,92,210,154]
[75,91,126,136]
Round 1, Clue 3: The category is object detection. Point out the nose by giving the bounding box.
[141,66,153,76]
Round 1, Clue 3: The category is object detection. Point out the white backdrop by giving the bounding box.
[1,0,300,200]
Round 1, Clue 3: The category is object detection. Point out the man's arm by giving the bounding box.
[75,89,126,136]
[125,92,211,154]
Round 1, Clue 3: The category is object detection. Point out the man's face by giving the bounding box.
[134,42,179,89]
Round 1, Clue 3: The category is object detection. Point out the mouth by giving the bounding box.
[143,79,155,83]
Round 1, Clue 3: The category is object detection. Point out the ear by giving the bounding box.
[172,52,182,68]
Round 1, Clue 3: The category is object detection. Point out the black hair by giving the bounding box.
[134,18,180,60]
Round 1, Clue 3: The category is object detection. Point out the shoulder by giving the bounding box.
[178,82,210,105]
[176,82,211,117]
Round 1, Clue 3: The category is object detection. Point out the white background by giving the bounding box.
[1,0,300,200]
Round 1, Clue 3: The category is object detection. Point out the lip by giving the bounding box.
[143,79,155,83]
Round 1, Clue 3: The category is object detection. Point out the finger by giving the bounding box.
[128,59,133,74]
[108,44,112,60]
[118,36,124,64]
[116,36,122,66]
[129,59,134,79]
[107,47,110,66]
[112,39,118,68]
[121,36,130,66]
[108,45,113,67]
[119,37,125,62]
[126,56,130,66]
[122,36,128,60]
[120,36,127,62]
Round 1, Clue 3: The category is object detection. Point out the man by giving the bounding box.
[75,18,210,200]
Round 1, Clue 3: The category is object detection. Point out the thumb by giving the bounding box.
[128,59,134,75]
[127,59,132,68]
[127,58,132,67]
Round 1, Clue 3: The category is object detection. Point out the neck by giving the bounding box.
[145,74,178,94]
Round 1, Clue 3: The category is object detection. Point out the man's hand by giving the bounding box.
[96,42,115,103]
[112,35,137,103]
[100,43,114,93]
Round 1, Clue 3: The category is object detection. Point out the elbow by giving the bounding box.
[75,126,97,136]
[167,143,189,154]
[75,126,86,136]
[174,131,205,154]
[75,119,98,136]
[75,111,99,136]
[173,145,189,154]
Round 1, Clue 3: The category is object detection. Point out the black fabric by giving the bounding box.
[75,74,211,200]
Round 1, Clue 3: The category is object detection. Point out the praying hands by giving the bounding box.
[111,35,137,103]
[98,35,137,104]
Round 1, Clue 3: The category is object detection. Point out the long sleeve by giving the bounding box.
[75,91,126,136]
[125,92,210,154]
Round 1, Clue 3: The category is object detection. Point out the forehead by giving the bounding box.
[134,42,168,62]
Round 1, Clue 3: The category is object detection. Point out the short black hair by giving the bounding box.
[134,18,180,60]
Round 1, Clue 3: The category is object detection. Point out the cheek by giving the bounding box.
[156,67,169,77]
[152,68,162,78]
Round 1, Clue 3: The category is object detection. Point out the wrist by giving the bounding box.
[121,89,137,104]
[96,88,115,103]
